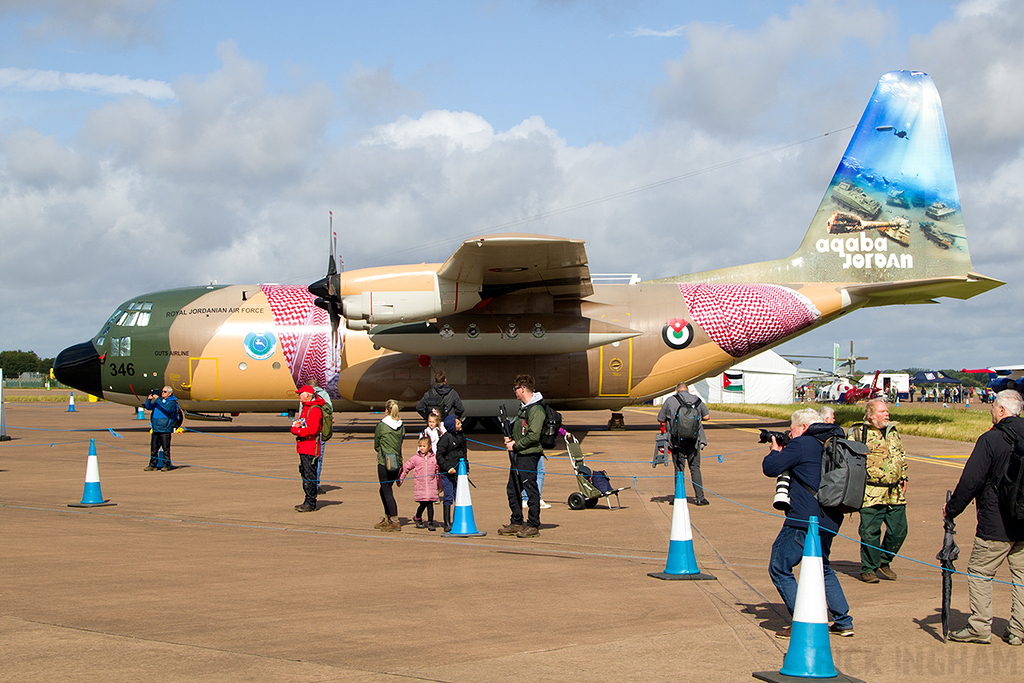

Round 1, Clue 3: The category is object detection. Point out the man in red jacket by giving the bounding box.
[291,385,324,512]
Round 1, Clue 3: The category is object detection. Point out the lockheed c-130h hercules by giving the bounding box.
[53,71,1001,422]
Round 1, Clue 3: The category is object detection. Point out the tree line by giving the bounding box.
[1,350,55,378]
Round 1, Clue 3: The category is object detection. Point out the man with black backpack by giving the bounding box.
[763,408,854,639]
[944,389,1024,646]
[416,371,465,421]
[657,382,711,505]
[500,374,545,538]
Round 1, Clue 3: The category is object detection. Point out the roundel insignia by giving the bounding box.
[243,331,277,360]
[662,319,694,350]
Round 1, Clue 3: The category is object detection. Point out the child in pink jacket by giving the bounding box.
[398,436,440,530]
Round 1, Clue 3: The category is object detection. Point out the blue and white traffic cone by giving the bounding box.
[136,406,146,419]
[67,394,76,412]
[649,471,715,580]
[444,458,486,537]
[68,439,116,508]
[753,516,863,683]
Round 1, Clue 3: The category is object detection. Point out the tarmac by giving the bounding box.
[1,398,1021,682]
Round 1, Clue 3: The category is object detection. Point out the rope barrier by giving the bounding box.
[3,419,1019,588]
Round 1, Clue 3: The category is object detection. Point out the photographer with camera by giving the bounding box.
[762,408,853,639]
[144,386,180,471]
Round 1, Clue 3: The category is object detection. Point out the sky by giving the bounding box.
[1,0,1022,375]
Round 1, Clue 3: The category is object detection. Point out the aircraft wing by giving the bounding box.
[437,233,594,300]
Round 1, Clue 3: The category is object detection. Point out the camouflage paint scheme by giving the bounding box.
[55,72,1002,418]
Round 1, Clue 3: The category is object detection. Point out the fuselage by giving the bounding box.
[53,276,853,415]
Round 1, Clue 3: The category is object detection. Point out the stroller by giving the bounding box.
[564,433,630,510]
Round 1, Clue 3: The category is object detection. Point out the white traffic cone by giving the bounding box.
[444,458,485,537]
[68,439,116,508]
[649,471,715,580]
[753,516,862,683]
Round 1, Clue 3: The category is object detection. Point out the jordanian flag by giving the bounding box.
[723,370,744,392]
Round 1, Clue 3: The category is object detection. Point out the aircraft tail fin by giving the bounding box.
[665,71,1001,302]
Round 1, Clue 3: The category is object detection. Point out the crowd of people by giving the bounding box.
[761,393,1022,647]
[271,372,1024,647]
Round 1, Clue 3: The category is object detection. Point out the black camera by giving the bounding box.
[758,428,790,447]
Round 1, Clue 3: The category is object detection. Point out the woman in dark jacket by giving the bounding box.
[435,415,466,532]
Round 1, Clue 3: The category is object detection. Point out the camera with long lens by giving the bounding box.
[758,428,790,447]
[773,471,792,511]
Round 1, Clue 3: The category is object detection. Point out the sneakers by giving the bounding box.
[829,623,855,637]
[144,466,157,471]
[948,628,991,644]
[382,519,402,532]
[540,500,551,509]
[775,626,791,640]
[294,503,316,512]
[373,517,390,529]
[693,498,710,506]
[1003,631,1023,647]
[414,517,425,529]
[160,465,173,471]
[427,521,438,531]
[498,523,523,536]
[859,572,880,583]
[516,526,540,538]
[877,564,898,580]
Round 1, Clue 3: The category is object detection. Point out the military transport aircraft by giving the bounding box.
[53,71,1001,421]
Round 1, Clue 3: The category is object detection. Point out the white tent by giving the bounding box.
[690,350,797,404]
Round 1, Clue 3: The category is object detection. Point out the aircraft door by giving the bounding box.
[185,357,220,401]
[598,340,632,397]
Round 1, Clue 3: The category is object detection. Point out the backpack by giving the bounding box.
[420,392,446,418]
[668,394,702,443]
[993,423,1024,522]
[535,401,563,450]
[804,434,869,514]
[312,386,334,442]
[173,405,184,429]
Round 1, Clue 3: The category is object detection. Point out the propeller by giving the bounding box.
[309,212,343,351]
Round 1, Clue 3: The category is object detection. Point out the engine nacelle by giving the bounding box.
[342,290,443,324]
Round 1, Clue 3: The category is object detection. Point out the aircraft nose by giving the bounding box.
[53,341,104,399]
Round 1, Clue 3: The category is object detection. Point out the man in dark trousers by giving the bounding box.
[290,385,324,513]
[144,386,179,471]
[944,389,1024,646]
[416,370,465,421]
[762,408,854,639]
[657,382,710,505]
[499,374,545,538]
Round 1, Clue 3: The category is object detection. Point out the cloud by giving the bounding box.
[0,67,175,99]
[653,0,892,137]
[625,25,686,38]
[0,0,164,46]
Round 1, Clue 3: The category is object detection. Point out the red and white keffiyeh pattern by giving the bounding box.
[678,283,821,358]
[260,285,340,391]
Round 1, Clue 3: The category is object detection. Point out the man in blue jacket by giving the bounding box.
[144,386,180,471]
[763,408,854,639]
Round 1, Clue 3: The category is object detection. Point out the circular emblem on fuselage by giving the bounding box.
[662,319,694,350]
[244,331,277,360]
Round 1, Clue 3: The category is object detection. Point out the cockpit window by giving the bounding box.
[112,302,153,326]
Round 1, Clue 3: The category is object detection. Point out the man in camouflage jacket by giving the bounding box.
[849,398,908,583]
